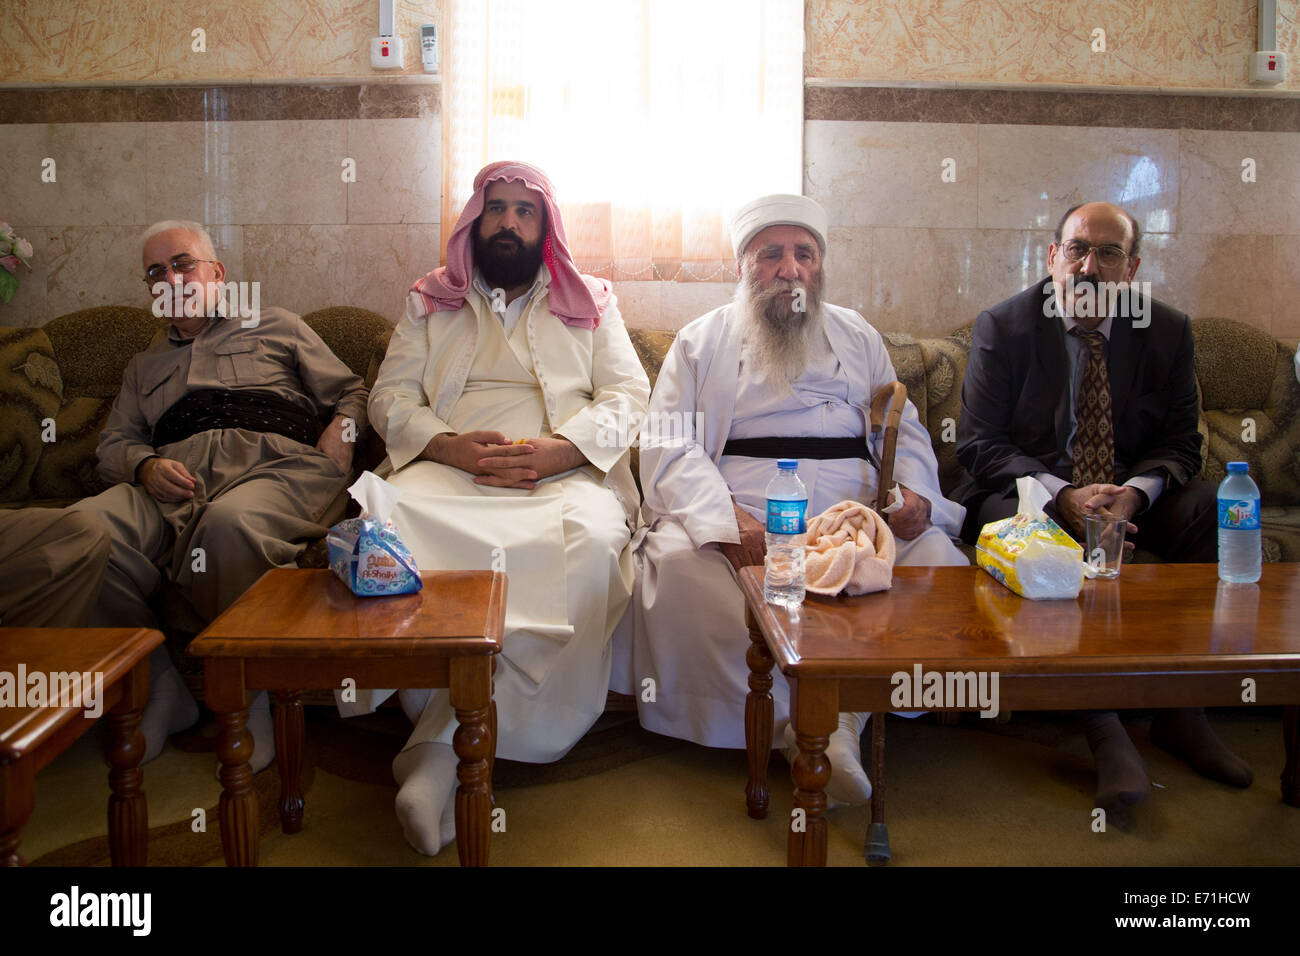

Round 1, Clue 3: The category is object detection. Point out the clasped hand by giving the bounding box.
[425,430,585,489]
[1055,483,1140,557]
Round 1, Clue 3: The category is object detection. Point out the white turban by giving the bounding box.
[730,194,829,259]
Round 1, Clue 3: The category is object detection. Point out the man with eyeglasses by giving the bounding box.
[63,219,368,768]
[954,201,1250,811]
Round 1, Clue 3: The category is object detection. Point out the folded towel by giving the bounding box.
[804,500,896,596]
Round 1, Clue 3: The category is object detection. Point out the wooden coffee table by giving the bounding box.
[740,563,1300,866]
[0,626,164,866]
[189,568,506,867]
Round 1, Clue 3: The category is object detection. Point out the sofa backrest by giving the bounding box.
[624,317,1300,507]
[2,306,395,504]
[1193,317,1300,505]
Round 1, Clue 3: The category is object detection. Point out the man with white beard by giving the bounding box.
[613,194,967,805]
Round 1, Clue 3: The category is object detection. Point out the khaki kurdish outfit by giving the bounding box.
[70,308,368,626]
[0,508,111,627]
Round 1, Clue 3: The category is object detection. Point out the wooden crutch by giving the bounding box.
[863,380,907,863]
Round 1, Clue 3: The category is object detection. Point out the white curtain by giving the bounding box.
[442,0,804,281]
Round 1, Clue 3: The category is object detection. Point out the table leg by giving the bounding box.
[1283,705,1299,808]
[788,680,837,867]
[273,691,305,834]
[207,659,258,866]
[488,657,498,806]
[106,660,149,866]
[0,757,34,866]
[450,656,493,867]
[745,604,775,819]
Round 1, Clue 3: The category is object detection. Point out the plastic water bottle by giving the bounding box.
[764,459,807,607]
[1217,461,1261,584]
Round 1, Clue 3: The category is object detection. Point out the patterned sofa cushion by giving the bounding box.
[0,327,63,502]
[918,325,973,498]
[1193,317,1300,507]
[302,306,394,383]
[627,329,675,391]
[43,307,164,400]
[30,396,115,500]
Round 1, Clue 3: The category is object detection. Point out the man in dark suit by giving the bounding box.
[955,201,1251,811]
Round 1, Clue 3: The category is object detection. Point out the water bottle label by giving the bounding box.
[1218,498,1260,531]
[766,499,806,535]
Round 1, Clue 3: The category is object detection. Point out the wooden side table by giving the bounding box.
[739,564,1300,866]
[0,626,164,866]
[189,568,506,867]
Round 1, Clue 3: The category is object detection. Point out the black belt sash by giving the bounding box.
[721,436,876,468]
[152,388,322,449]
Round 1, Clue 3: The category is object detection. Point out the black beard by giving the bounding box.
[474,228,545,290]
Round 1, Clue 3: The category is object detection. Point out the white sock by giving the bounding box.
[247,690,275,773]
[140,647,199,764]
[783,711,873,808]
[392,742,459,856]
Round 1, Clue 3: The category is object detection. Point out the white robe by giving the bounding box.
[611,302,968,748]
[342,279,650,763]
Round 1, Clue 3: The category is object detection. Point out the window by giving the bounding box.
[442,0,804,280]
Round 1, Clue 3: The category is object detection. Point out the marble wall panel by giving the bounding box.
[0,224,246,327]
[804,0,1299,92]
[805,120,978,229]
[610,281,662,331]
[612,280,737,331]
[1137,232,1275,333]
[0,124,148,228]
[345,118,441,224]
[822,225,873,319]
[343,223,444,322]
[143,120,349,226]
[243,225,349,318]
[0,1,442,85]
[833,226,1053,337]
[977,125,1181,232]
[1273,236,1300,342]
[1178,129,1300,236]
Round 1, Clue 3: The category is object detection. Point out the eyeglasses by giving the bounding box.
[1058,239,1131,269]
[142,255,216,283]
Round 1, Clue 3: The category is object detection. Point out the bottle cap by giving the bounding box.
[1227,461,1249,474]
[777,458,798,470]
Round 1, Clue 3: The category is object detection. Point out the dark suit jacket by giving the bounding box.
[953,278,1204,514]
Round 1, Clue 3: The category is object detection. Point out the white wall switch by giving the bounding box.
[1250,51,1286,84]
[370,36,405,69]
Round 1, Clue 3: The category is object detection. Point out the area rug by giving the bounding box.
[32,706,684,866]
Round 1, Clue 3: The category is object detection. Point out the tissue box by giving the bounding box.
[976,512,1084,600]
[327,516,422,596]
